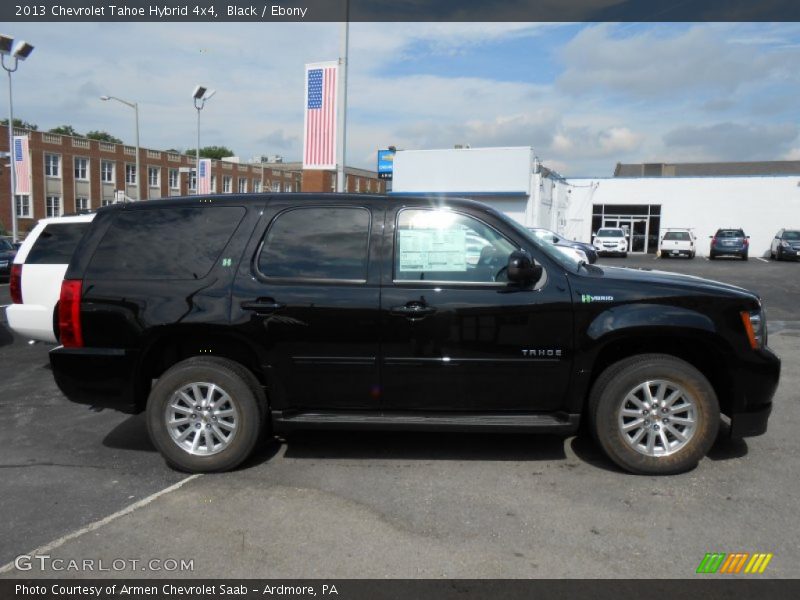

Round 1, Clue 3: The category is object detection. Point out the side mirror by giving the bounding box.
[507,250,542,285]
[746,235,750,239]
[552,236,560,244]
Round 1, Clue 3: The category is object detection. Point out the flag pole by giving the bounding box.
[336,3,349,193]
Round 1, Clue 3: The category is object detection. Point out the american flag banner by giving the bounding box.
[13,135,31,195]
[303,61,338,170]
[197,158,212,194]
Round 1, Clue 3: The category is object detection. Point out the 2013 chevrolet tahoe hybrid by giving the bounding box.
[50,195,781,475]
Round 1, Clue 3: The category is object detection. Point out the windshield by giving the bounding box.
[501,215,581,270]
[528,228,558,244]
[663,231,691,241]
[0,239,13,251]
[597,229,624,238]
[783,230,800,240]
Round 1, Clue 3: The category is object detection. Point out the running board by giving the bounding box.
[272,410,580,434]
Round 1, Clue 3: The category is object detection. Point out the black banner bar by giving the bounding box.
[4,0,800,23]
[3,580,800,600]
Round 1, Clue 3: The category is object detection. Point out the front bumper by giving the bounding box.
[50,346,143,413]
[725,346,780,438]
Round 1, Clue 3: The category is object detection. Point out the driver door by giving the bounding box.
[379,206,574,412]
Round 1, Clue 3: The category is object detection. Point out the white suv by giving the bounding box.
[592,228,628,257]
[659,228,696,259]
[6,214,95,342]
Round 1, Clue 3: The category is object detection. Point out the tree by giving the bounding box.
[49,125,82,137]
[1,118,38,131]
[85,130,123,144]
[185,146,236,160]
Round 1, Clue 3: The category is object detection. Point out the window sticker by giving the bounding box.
[398,229,467,272]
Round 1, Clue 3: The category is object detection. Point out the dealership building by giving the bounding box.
[392,146,800,258]
[0,124,385,238]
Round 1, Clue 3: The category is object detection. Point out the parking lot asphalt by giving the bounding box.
[0,256,798,579]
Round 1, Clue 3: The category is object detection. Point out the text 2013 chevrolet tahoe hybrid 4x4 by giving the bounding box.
[50,195,780,475]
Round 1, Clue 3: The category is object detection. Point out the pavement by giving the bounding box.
[0,255,798,579]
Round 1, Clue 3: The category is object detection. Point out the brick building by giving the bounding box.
[0,125,385,238]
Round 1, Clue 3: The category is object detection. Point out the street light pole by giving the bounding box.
[192,85,216,195]
[336,13,349,193]
[1,35,34,243]
[100,95,140,200]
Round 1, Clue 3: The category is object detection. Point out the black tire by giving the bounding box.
[709,252,716,260]
[146,356,268,473]
[742,252,748,261]
[588,354,719,475]
[621,252,628,258]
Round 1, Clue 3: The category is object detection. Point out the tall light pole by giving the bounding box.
[192,85,215,194]
[336,12,349,193]
[1,34,34,243]
[100,94,140,200]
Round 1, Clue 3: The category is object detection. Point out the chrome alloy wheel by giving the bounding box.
[165,382,239,456]
[618,379,697,457]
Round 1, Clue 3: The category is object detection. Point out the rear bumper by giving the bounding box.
[5,304,57,343]
[711,246,746,256]
[50,346,143,413]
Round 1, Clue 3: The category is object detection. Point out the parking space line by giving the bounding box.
[756,257,769,263]
[0,474,201,573]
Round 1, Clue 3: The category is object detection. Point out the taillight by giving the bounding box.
[743,238,749,247]
[10,264,22,304]
[711,237,717,245]
[58,279,84,348]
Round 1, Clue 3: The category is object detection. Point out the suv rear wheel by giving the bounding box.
[589,354,719,475]
[146,356,267,473]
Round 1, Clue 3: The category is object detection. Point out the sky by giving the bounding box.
[5,21,800,176]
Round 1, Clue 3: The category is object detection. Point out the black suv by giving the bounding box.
[51,195,780,475]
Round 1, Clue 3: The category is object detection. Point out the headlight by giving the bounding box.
[575,248,588,262]
[740,309,766,349]
[781,241,790,248]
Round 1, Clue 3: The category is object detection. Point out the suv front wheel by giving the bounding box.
[147,356,267,472]
[589,354,719,475]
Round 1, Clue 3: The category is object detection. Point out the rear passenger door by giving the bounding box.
[231,198,384,412]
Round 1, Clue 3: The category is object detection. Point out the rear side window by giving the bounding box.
[258,207,371,281]
[663,231,690,241]
[25,223,90,265]
[87,206,245,280]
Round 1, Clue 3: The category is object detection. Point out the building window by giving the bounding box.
[148,166,160,187]
[125,164,137,184]
[169,169,179,189]
[238,177,247,193]
[101,161,114,183]
[74,157,89,180]
[284,183,292,193]
[272,181,281,192]
[101,198,114,207]
[46,196,63,218]
[15,195,31,218]
[223,176,232,193]
[45,154,60,177]
[355,178,361,193]
[211,175,217,192]
[189,171,196,190]
[253,179,261,193]
[76,197,90,212]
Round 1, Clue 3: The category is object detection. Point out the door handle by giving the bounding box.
[240,298,286,314]
[390,303,436,320]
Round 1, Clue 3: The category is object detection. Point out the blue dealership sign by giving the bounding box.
[377,149,395,180]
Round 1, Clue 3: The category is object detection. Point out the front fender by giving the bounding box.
[586,303,715,340]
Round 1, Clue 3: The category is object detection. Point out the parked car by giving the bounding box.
[592,227,628,257]
[6,214,95,342]
[0,236,16,282]
[770,229,800,261]
[709,228,749,260]
[528,227,598,264]
[51,195,779,475]
[658,229,696,259]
